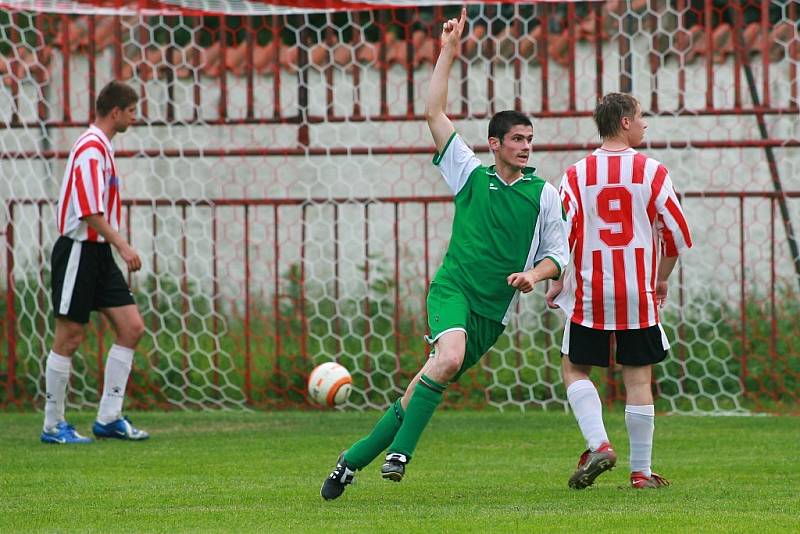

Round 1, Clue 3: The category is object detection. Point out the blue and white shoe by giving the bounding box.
[40,421,93,444]
[92,416,150,441]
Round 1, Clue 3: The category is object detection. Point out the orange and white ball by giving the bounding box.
[307,362,352,407]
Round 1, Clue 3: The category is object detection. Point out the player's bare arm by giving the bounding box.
[83,213,142,272]
[507,258,560,294]
[425,8,466,153]
[655,255,679,307]
[545,279,563,309]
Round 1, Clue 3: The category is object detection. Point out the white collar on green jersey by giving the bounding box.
[487,165,536,186]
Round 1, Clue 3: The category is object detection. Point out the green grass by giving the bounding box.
[1,411,798,532]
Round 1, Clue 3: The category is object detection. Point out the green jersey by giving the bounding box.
[431,132,568,325]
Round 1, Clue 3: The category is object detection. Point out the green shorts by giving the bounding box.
[426,280,506,381]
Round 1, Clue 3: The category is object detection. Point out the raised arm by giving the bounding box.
[425,8,466,153]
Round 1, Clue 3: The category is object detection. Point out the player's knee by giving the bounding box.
[121,318,146,346]
[433,349,464,380]
[60,334,83,356]
[54,324,85,356]
[131,319,146,343]
[561,357,591,383]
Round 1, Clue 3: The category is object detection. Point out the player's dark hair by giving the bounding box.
[488,110,532,143]
[96,81,139,117]
[593,93,639,139]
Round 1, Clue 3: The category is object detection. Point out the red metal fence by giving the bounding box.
[3,191,799,412]
[1,1,799,412]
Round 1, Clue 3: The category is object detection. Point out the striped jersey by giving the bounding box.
[57,124,121,242]
[554,148,692,330]
[432,133,569,325]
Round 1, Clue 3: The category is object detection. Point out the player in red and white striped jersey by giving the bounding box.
[57,123,122,242]
[42,81,149,444]
[547,93,692,490]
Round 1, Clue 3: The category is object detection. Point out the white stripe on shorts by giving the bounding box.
[657,323,671,350]
[59,240,82,315]
[561,320,571,355]
[424,327,467,347]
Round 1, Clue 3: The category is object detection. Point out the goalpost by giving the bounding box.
[1,0,798,414]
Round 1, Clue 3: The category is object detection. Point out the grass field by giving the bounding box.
[1,410,798,533]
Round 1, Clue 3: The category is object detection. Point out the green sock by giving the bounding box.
[387,374,446,460]
[343,399,405,469]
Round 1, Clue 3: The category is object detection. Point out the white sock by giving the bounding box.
[44,351,72,431]
[566,379,609,451]
[97,344,134,424]
[625,404,655,477]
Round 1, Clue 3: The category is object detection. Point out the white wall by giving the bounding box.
[2,37,799,311]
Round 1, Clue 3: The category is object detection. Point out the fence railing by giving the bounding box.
[2,191,799,412]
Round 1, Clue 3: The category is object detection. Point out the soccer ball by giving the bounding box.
[307,362,352,407]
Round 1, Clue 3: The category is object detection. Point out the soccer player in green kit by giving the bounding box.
[320,9,568,500]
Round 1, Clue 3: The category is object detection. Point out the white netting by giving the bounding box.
[1,1,799,413]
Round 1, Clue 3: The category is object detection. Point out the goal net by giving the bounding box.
[1,0,798,414]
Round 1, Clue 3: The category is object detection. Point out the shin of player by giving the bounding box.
[320,9,568,500]
[42,81,149,444]
[547,93,692,489]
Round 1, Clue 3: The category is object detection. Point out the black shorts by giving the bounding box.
[561,321,669,367]
[51,236,135,324]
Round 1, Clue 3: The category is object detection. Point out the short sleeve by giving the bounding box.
[71,148,106,218]
[653,170,692,256]
[432,133,482,196]
[533,182,570,279]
